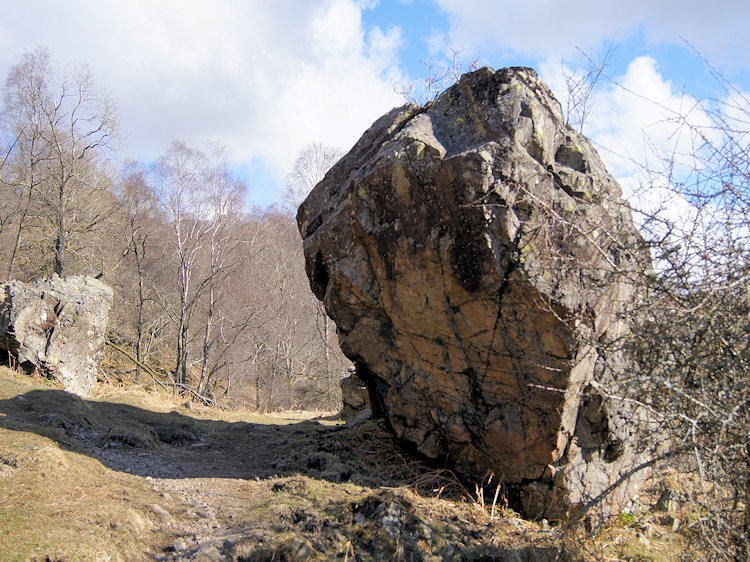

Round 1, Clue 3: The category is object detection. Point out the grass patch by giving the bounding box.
[0,367,701,560]
[0,429,178,560]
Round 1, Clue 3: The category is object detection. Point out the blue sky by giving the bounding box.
[0,0,747,209]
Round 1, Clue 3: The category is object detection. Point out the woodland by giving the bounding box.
[0,47,349,412]
[1,45,748,558]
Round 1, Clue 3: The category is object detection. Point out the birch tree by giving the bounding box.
[115,162,165,381]
[0,48,52,280]
[156,142,249,393]
[283,142,344,210]
[0,46,118,278]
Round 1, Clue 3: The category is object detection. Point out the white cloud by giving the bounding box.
[587,58,713,176]
[540,56,714,189]
[542,55,750,265]
[434,0,750,70]
[0,0,404,203]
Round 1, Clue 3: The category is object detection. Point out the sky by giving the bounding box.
[0,0,748,209]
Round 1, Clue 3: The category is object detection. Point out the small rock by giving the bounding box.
[192,543,222,561]
[293,539,309,558]
[345,408,373,428]
[653,487,677,512]
[173,538,189,552]
[150,503,174,522]
[379,501,403,539]
[339,373,370,419]
[124,508,154,535]
[655,512,681,532]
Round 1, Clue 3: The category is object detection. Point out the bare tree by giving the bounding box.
[391,47,478,107]
[113,161,165,382]
[284,142,349,396]
[247,209,347,412]
[155,142,205,387]
[0,46,118,278]
[195,146,253,396]
[0,47,54,280]
[155,141,251,394]
[283,142,344,210]
[562,49,750,557]
[43,62,118,276]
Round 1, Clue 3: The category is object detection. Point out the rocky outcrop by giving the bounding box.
[298,67,652,520]
[0,275,113,397]
[339,372,370,420]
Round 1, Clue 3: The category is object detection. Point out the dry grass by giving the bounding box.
[0,370,183,560]
[0,366,704,560]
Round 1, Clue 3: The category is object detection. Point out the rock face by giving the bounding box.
[339,373,370,419]
[0,275,113,397]
[297,67,651,520]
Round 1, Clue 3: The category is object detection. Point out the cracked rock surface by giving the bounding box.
[0,275,112,397]
[298,66,652,520]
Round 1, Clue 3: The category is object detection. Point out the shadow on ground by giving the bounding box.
[0,387,390,486]
[0,385,565,560]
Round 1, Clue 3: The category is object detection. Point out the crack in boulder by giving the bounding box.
[297,66,653,522]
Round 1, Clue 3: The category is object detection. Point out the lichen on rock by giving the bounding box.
[298,67,652,521]
[0,275,113,397]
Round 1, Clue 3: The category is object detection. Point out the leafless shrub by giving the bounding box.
[566,47,750,558]
[561,42,616,133]
[391,47,478,107]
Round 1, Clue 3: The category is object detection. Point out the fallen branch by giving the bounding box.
[171,381,219,408]
[105,340,169,392]
[105,340,219,407]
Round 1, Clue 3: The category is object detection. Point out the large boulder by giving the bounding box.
[298,67,653,521]
[0,275,113,397]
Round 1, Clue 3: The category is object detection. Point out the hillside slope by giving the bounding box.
[0,368,685,560]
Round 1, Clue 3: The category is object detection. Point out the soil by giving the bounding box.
[0,368,687,561]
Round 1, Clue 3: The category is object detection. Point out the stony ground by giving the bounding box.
[0,368,689,561]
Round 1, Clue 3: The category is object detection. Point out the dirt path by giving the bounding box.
[0,374,563,560]
[79,410,352,559]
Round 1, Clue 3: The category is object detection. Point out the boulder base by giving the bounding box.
[339,372,370,419]
[298,67,651,520]
[0,275,113,397]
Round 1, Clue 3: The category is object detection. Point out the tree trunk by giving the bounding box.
[197,277,215,395]
[175,310,189,391]
[255,371,261,411]
[54,183,66,276]
[7,209,27,280]
[134,244,145,383]
[324,311,330,374]
[7,174,34,281]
